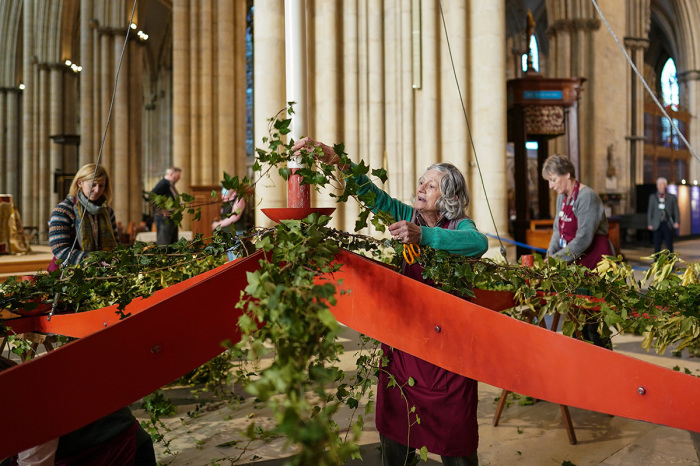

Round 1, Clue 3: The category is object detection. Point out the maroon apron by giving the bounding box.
[559,181,612,269]
[375,220,479,457]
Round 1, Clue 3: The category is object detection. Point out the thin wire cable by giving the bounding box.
[48,0,138,320]
[590,0,700,164]
[437,0,508,262]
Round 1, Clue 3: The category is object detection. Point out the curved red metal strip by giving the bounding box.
[2,247,699,459]
[0,252,263,458]
[327,250,700,433]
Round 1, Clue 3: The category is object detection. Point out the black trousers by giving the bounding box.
[653,222,675,253]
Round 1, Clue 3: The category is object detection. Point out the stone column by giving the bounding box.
[129,39,143,224]
[113,30,129,226]
[0,91,6,193]
[173,0,191,197]
[31,64,41,228]
[99,30,113,172]
[49,65,63,207]
[341,0,360,230]
[367,1,385,181]
[625,38,649,209]
[217,0,235,178]
[468,0,508,256]
[399,1,416,201]
[253,0,286,227]
[441,1,468,176]
[200,0,214,182]
[80,0,94,165]
[189,5,201,186]
[312,0,341,219]
[417,0,439,172]
[21,0,35,223]
[6,90,19,196]
[5,90,22,195]
[679,70,700,183]
[38,66,50,238]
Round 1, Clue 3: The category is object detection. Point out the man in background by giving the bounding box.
[151,167,182,246]
[647,176,680,253]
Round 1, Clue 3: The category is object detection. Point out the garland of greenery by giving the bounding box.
[2,106,700,464]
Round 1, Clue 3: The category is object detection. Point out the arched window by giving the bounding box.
[521,35,539,73]
[660,58,679,110]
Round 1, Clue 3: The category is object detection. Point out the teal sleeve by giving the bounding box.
[354,173,414,222]
[419,218,488,258]
[352,172,488,258]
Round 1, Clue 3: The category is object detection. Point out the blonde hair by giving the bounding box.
[69,164,112,203]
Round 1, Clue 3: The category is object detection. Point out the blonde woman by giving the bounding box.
[48,164,119,268]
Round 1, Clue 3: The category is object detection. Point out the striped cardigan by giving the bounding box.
[48,196,119,266]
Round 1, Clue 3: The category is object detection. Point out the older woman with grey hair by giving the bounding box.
[542,153,612,269]
[292,137,487,466]
[542,154,613,350]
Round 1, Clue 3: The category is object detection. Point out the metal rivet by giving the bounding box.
[103,322,108,327]
[151,345,162,354]
[434,326,441,333]
[638,387,646,395]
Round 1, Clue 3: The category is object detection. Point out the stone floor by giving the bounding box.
[133,329,700,465]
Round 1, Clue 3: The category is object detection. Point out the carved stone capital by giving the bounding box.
[677,70,700,82]
[548,18,601,35]
[623,37,649,50]
[97,26,129,37]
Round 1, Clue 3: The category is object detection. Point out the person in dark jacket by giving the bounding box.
[151,167,182,246]
[647,177,680,253]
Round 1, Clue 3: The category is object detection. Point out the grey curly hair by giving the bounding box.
[423,162,470,220]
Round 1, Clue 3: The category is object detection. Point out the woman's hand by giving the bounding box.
[291,137,348,169]
[388,221,422,244]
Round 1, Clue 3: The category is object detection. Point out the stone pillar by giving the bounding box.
[80,0,94,165]
[367,1,385,182]
[49,65,63,207]
[399,1,416,201]
[679,70,700,183]
[625,38,649,209]
[189,5,201,186]
[99,30,113,172]
[129,39,143,224]
[217,0,235,178]
[468,0,509,256]
[441,1,468,176]
[0,91,6,193]
[173,0,191,202]
[113,31,129,226]
[312,0,341,219]
[6,91,19,196]
[21,0,35,224]
[254,0,286,227]
[200,0,214,182]
[417,0,439,172]
[31,64,41,229]
[341,0,360,230]
[38,66,50,238]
